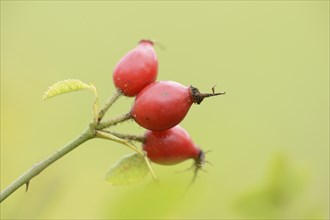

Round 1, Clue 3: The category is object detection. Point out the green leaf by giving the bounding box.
[42,79,94,100]
[105,153,148,185]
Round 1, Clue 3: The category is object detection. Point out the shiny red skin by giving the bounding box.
[113,40,158,97]
[143,126,201,165]
[131,81,193,131]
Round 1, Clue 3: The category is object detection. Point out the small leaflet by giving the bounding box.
[105,153,148,185]
[42,79,93,100]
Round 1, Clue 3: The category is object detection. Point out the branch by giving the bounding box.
[0,126,95,203]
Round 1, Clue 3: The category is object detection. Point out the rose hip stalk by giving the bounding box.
[131,81,225,131]
[113,40,158,97]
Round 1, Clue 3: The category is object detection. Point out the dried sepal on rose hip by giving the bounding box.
[142,125,205,167]
[113,40,158,97]
[131,81,225,131]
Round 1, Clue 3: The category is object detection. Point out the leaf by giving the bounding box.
[42,79,94,100]
[105,153,148,185]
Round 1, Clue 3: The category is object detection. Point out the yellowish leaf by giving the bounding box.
[42,79,93,100]
[106,153,148,185]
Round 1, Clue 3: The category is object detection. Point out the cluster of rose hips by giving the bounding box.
[0,40,225,204]
[110,40,224,178]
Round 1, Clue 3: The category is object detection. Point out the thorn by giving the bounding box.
[25,181,30,192]
[212,85,217,94]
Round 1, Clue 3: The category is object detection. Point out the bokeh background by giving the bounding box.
[1,1,329,219]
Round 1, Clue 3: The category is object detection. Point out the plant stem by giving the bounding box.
[96,130,143,154]
[101,130,145,143]
[96,113,132,130]
[97,89,122,122]
[0,126,95,203]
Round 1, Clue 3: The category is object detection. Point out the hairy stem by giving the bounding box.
[95,130,143,154]
[97,89,122,122]
[96,113,132,130]
[101,130,145,143]
[0,126,95,203]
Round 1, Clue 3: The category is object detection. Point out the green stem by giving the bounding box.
[97,89,122,122]
[0,126,95,203]
[101,130,145,143]
[96,113,132,130]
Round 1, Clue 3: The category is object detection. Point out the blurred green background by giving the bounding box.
[1,1,329,219]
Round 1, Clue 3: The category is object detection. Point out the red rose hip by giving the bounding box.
[131,81,225,131]
[142,125,204,166]
[113,40,158,97]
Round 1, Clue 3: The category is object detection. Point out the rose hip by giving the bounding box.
[113,40,158,97]
[142,125,205,166]
[131,81,225,131]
